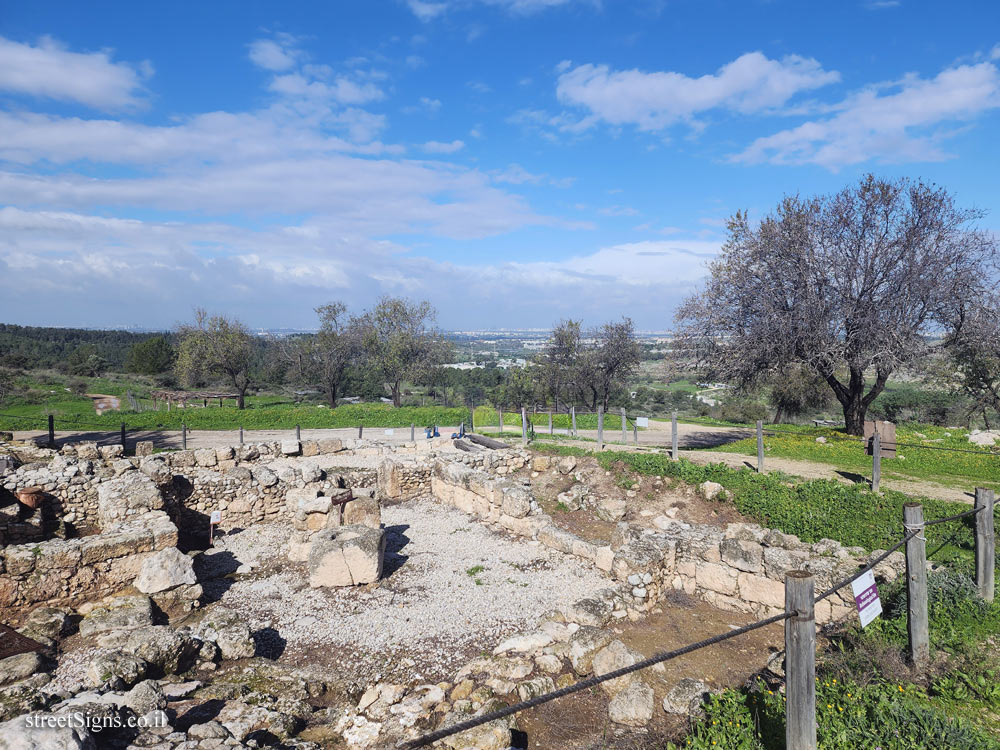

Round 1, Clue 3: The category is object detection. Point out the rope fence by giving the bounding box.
[402,496,995,749]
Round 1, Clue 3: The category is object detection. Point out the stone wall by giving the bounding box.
[0,509,178,610]
[427,459,906,625]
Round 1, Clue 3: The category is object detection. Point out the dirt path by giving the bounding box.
[682,449,978,505]
[483,418,751,449]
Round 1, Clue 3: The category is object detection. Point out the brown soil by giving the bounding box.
[517,594,786,749]
[85,393,120,414]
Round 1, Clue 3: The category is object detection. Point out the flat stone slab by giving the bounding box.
[308,525,386,588]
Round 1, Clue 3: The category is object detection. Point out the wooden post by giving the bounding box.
[182,423,187,450]
[903,502,929,668]
[548,410,553,435]
[785,571,816,750]
[460,421,465,436]
[410,423,415,441]
[872,431,882,492]
[239,426,243,446]
[571,406,577,436]
[470,402,475,432]
[295,424,301,441]
[975,488,995,602]
[48,415,54,447]
[633,423,638,445]
[120,423,126,452]
[621,407,627,443]
[597,405,604,451]
[671,411,678,461]
[521,407,528,447]
[756,420,764,473]
[358,424,363,439]
[218,397,223,407]
[203,398,207,408]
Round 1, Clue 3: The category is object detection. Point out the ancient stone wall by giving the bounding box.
[427,459,906,625]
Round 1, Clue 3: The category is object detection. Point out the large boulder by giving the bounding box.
[96,627,198,676]
[308,525,386,588]
[341,493,381,529]
[96,473,163,526]
[79,596,154,636]
[0,652,44,687]
[608,680,654,726]
[135,548,197,594]
[193,606,255,660]
[0,714,95,749]
[87,652,149,688]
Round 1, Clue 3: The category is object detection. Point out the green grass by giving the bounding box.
[0,373,471,431]
[472,406,638,432]
[596,452,992,572]
[705,422,1000,491]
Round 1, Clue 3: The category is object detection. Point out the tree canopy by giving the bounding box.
[175,309,254,409]
[677,175,998,434]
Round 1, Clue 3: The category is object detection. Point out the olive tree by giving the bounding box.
[944,295,1000,429]
[357,297,446,407]
[677,175,997,435]
[175,309,254,409]
[280,303,361,408]
[577,318,641,411]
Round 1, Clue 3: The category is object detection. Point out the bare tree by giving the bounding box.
[357,297,447,407]
[577,318,641,411]
[176,309,254,409]
[944,295,1000,429]
[276,303,361,408]
[677,175,997,434]
[537,319,582,407]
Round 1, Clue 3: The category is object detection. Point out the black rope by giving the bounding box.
[400,610,792,749]
[813,531,916,603]
[924,505,984,526]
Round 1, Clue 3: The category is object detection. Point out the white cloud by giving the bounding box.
[407,0,448,21]
[268,72,384,105]
[598,205,639,217]
[248,39,299,71]
[735,61,1000,168]
[556,52,840,132]
[421,139,465,153]
[0,35,150,110]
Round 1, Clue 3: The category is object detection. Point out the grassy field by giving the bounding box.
[0,371,470,431]
[706,423,1000,491]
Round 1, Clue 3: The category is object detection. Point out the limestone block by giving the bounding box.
[135,547,197,594]
[135,441,154,457]
[280,440,301,456]
[720,538,764,573]
[308,525,386,587]
[695,562,739,596]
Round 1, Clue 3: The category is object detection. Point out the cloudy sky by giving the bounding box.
[1,1,998,331]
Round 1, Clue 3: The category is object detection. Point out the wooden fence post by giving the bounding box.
[975,488,995,602]
[48,415,54,447]
[470,402,475,432]
[120,423,126,452]
[903,502,929,668]
[410,423,415,442]
[571,406,577,436]
[756,420,764,473]
[621,408,627,443]
[633,423,638,445]
[498,408,503,434]
[785,571,816,750]
[549,410,553,435]
[597,406,604,451]
[872,430,882,492]
[239,426,244,446]
[358,424,363,439]
[671,411,678,461]
[521,407,528,447]
[295,424,301,441]
[182,423,187,450]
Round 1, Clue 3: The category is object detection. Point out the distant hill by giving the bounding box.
[0,323,169,370]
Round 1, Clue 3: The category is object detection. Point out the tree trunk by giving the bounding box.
[842,393,865,436]
[327,383,337,409]
[773,405,785,424]
[237,390,246,410]
[392,382,401,408]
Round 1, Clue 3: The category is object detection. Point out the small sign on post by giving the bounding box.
[636,417,649,428]
[850,569,883,627]
[209,509,222,546]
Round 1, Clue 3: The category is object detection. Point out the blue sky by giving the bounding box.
[1,1,998,330]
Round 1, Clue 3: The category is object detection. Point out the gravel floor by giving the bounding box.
[212,499,611,684]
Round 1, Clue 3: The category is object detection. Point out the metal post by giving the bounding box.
[296,424,301,441]
[621,408,627,443]
[903,502,929,668]
[671,411,678,461]
[120,423,126,452]
[975,488,995,602]
[872,431,882,492]
[785,571,816,750]
[182,423,187,450]
[239,426,243,446]
[358,424,363,439]
[548,410,553,435]
[597,405,604,451]
[410,423,415,441]
[48,415,54,447]
[756,420,764,473]
[520,407,528,447]
[571,406,576,436]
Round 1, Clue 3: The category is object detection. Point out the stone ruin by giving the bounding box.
[0,433,907,749]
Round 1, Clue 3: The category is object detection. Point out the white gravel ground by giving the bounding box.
[212,499,611,683]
